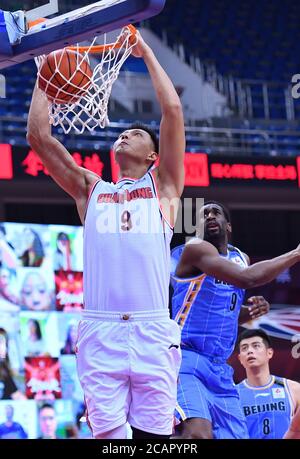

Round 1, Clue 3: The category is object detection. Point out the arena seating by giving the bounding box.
[149,0,300,82]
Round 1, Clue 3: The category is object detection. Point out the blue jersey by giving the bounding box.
[171,243,247,361]
[0,422,28,439]
[237,376,295,439]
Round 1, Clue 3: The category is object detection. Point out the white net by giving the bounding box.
[35,25,137,134]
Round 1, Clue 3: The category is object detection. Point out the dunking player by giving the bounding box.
[171,201,300,439]
[27,31,185,439]
[237,328,300,439]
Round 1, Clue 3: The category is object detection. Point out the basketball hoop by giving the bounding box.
[35,24,138,134]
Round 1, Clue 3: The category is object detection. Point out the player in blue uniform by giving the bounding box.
[237,329,300,439]
[172,201,300,439]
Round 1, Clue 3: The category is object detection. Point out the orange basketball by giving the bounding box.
[38,49,93,104]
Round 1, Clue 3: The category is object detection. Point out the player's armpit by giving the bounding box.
[283,406,300,439]
[287,380,300,410]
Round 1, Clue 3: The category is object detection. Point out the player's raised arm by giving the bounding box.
[131,31,185,198]
[176,239,300,289]
[26,84,99,212]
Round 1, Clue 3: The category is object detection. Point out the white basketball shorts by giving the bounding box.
[76,310,181,437]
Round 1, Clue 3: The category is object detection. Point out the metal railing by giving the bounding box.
[187,57,297,121]
[1,116,300,157]
[156,27,298,122]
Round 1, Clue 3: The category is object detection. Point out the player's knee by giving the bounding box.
[181,420,213,439]
[193,430,213,439]
[182,429,213,439]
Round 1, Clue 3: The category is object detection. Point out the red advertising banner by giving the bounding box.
[1,143,300,189]
[184,153,210,187]
[0,143,13,179]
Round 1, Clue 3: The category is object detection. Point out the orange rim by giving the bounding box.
[28,17,46,29]
[67,24,137,54]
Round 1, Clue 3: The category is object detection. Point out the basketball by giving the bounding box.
[38,49,93,104]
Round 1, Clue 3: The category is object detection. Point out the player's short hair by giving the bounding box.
[39,403,55,413]
[129,123,159,154]
[237,328,272,350]
[204,200,231,223]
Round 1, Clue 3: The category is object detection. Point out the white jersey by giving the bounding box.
[83,169,173,313]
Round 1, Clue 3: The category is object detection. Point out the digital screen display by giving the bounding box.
[1,221,300,438]
[0,221,91,439]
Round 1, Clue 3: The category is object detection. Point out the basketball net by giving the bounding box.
[35,25,138,134]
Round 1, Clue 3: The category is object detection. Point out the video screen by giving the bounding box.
[0,222,90,439]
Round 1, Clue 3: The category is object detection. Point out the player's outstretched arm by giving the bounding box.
[131,31,185,199]
[176,239,300,289]
[27,84,99,214]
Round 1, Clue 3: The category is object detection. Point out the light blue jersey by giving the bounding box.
[171,243,249,439]
[171,243,247,361]
[237,376,295,439]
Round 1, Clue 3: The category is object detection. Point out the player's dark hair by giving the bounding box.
[204,200,231,223]
[39,403,55,412]
[129,123,159,154]
[237,328,272,349]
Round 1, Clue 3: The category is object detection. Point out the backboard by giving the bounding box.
[24,1,59,21]
[0,0,166,69]
[0,1,58,19]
